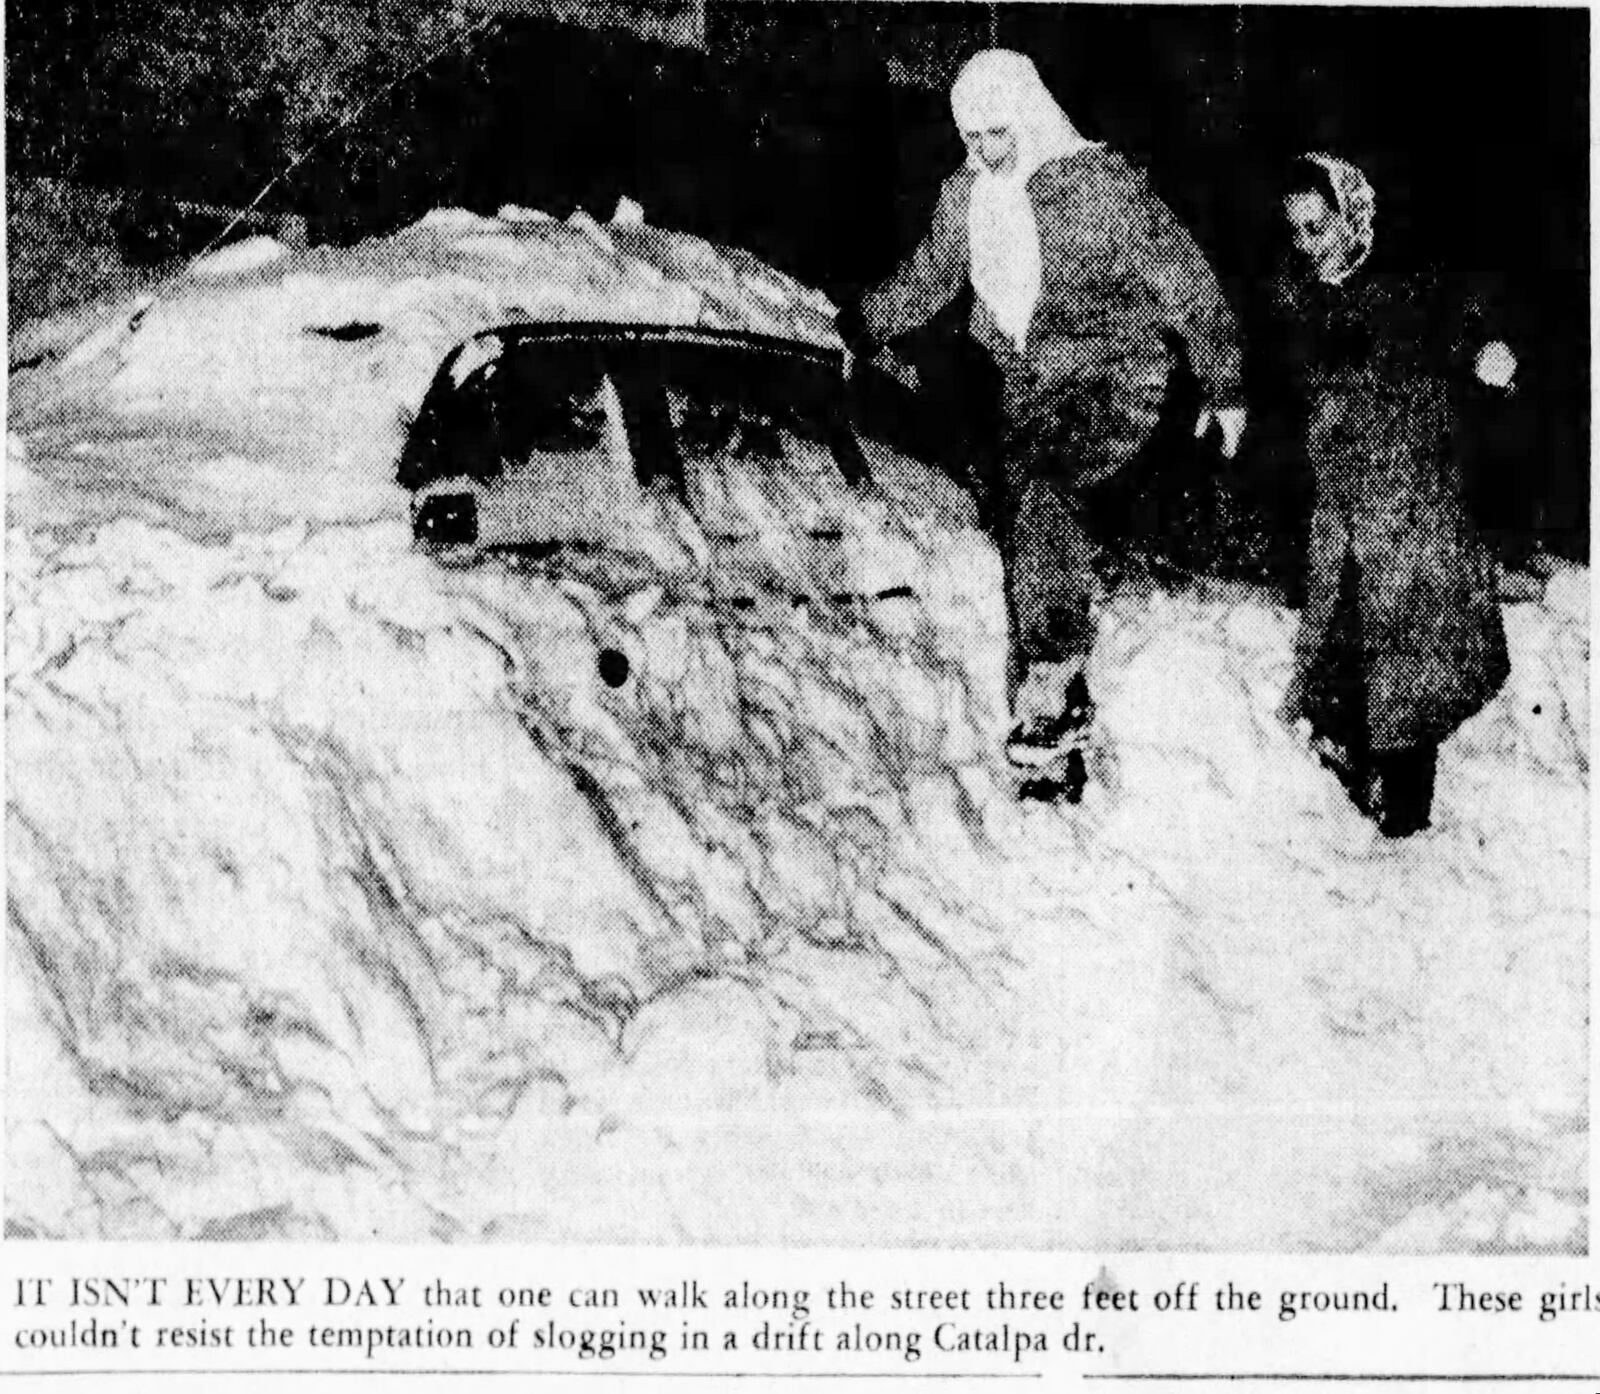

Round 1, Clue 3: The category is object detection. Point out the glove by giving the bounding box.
[1474,340,1517,389]
[1194,406,1248,459]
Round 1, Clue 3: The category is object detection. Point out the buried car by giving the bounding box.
[395,320,999,630]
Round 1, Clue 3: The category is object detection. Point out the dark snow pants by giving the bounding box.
[997,350,1168,667]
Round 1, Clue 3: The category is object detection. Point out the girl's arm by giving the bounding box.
[1115,169,1245,412]
[858,174,972,346]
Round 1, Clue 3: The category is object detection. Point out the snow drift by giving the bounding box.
[6,205,1587,1249]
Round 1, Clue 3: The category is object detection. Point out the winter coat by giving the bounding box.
[860,146,1244,488]
[1273,264,1509,751]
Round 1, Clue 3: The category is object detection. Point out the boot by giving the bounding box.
[1018,748,1089,804]
[1373,744,1439,839]
[1006,664,1094,769]
[1007,664,1095,805]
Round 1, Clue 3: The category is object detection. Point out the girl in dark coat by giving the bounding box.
[1271,154,1514,837]
[848,50,1246,801]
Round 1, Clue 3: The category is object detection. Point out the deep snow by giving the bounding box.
[5,206,1587,1248]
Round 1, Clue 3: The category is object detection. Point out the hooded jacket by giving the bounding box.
[860,58,1243,413]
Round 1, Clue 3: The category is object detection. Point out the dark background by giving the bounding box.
[7,1,1589,563]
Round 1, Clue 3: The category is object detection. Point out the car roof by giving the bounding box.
[452,321,845,375]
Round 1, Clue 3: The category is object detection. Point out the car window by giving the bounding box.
[398,338,611,491]
[637,342,863,467]
[399,331,873,565]
[652,363,852,583]
[669,382,793,468]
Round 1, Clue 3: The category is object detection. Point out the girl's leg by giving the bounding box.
[997,366,1161,688]
[993,411,1097,800]
[1001,472,1097,805]
[994,364,1163,799]
[1004,471,1097,681]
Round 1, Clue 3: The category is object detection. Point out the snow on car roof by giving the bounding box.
[8,206,846,535]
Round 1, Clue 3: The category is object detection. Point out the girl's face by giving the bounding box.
[1283,191,1353,277]
[965,125,1019,174]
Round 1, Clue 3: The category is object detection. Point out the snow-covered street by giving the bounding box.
[6,208,1586,1249]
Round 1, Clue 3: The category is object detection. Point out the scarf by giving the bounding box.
[951,51,1091,351]
[1303,152,1377,285]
